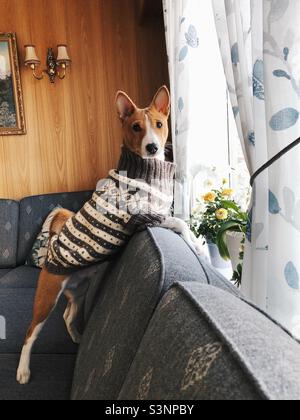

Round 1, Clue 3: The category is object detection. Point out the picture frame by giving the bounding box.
[0,33,26,135]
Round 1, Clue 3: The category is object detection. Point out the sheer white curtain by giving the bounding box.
[163,0,230,220]
[163,0,192,219]
[213,0,300,337]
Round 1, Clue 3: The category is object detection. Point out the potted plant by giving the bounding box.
[190,182,248,285]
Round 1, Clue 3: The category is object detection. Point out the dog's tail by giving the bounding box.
[50,209,75,236]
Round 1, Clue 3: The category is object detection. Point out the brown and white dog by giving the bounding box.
[17,86,200,385]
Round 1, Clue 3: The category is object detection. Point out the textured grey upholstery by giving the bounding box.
[119,282,300,401]
[0,200,19,268]
[71,228,242,400]
[0,269,11,279]
[0,354,75,401]
[0,266,40,289]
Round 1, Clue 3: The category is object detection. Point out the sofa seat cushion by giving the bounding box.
[17,191,93,265]
[119,283,300,400]
[71,227,238,400]
[0,269,11,280]
[0,266,41,289]
[0,199,19,268]
[0,288,78,354]
[0,354,75,400]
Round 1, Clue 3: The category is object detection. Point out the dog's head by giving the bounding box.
[116,86,170,160]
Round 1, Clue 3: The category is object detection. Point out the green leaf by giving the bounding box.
[216,221,244,260]
[217,232,231,260]
[218,221,243,233]
[232,263,243,287]
[220,201,248,222]
[220,200,241,213]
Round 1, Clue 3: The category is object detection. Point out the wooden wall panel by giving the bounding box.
[0,0,169,200]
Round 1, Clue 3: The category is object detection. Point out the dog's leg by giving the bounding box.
[63,290,82,344]
[17,269,68,385]
[63,301,72,325]
[17,208,75,385]
[161,217,204,256]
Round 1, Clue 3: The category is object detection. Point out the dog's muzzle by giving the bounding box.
[146,143,159,155]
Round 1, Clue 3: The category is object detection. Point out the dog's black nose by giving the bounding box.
[146,143,159,155]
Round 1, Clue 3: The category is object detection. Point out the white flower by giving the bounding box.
[203,179,214,188]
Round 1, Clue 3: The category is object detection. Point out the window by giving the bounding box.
[187,0,249,211]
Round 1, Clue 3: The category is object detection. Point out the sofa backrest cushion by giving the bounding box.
[0,200,19,268]
[71,227,217,400]
[17,191,93,265]
[148,227,242,298]
[119,282,300,400]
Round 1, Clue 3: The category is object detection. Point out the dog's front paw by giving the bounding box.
[194,243,203,255]
[17,368,31,385]
[192,242,210,261]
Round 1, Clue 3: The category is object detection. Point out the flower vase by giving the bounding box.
[226,231,244,272]
[207,241,232,270]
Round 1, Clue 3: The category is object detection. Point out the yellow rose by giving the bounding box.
[203,192,216,202]
[216,208,229,221]
[222,178,229,185]
[222,188,234,197]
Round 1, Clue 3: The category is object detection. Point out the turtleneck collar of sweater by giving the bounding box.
[117,147,176,186]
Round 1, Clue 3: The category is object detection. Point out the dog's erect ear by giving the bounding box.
[116,91,137,121]
[152,86,171,117]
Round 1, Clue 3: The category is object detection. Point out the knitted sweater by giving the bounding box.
[45,148,176,275]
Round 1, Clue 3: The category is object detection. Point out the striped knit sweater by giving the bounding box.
[45,148,176,275]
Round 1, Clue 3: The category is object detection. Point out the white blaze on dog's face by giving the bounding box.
[116,86,170,160]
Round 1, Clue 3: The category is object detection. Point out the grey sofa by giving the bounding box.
[0,191,300,400]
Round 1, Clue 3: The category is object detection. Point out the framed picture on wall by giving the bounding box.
[0,33,26,135]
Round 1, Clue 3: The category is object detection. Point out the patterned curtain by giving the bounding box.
[163,0,197,220]
[163,0,232,220]
[213,0,300,337]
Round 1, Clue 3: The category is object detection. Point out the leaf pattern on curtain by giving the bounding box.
[269,108,299,131]
[285,262,299,290]
[213,0,300,337]
[253,60,265,100]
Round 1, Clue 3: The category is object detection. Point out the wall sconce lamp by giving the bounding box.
[24,45,71,83]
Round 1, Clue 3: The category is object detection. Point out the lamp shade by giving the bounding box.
[24,45,41,66]
[56,45,71,65]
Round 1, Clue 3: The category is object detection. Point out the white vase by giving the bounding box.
[226,231,244,272]
[207,242,232,270]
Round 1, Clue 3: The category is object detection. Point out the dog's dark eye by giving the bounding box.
[132,123,142,133]
[157,122,163,129]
